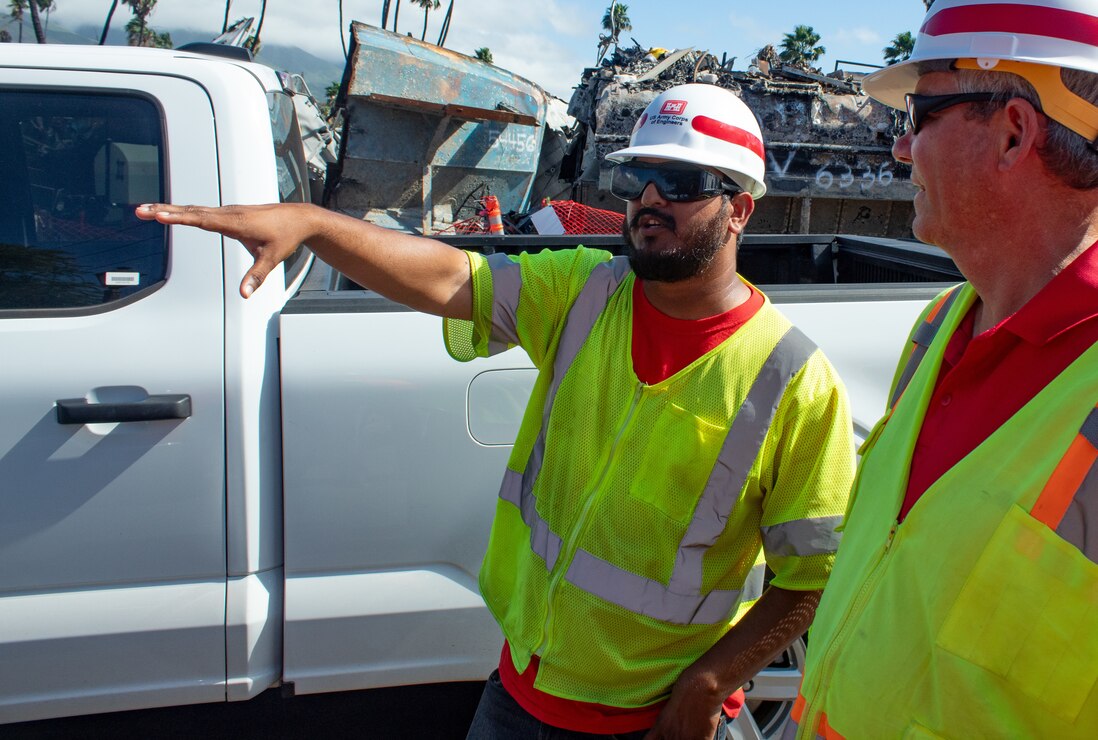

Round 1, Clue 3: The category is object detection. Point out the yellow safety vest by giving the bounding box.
[445,247,854,707]
[794,283,1098,738]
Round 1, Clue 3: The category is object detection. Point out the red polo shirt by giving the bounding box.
[901,240,1098,520]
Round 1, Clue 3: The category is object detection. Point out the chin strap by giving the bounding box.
[955,58,1098,145]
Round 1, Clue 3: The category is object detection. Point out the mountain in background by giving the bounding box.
[1,18,345,98]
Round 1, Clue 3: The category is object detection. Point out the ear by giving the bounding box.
[998,97,1044,172]
[728,192,755,235]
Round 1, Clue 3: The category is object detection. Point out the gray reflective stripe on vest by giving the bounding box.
[1055,407,1098,564]
[496,257,632,570]
[889,287,962,409]
[566,554,767,625]
[670,326,818,595]
[567,326,820,625]
[762,514,844,557]
[485,252,524,351]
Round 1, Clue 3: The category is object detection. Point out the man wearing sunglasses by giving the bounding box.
[137,82,854,739]
[791,1,1098,738]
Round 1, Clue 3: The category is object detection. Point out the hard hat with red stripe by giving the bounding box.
[863,0,1098,141]
[606,83,768,199]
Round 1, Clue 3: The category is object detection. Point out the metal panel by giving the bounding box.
[279,308,533,691]
[337,22,548,229]
[0,64,227,722]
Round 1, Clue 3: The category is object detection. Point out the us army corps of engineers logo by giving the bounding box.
[650,99,688,127]
[632,99,690,134]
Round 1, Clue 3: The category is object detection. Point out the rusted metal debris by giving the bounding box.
[329,22,551,234]
[562,45,917,237]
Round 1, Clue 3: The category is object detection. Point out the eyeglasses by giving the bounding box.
[904,92,999,135]
[609,161,742,202]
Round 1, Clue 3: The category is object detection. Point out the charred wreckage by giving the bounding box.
[326,24,916,239]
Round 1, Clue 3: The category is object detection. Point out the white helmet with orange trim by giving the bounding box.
[862,0,1098,142]
[606,83,768,199]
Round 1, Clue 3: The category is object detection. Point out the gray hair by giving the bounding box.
[918,59,1098,189]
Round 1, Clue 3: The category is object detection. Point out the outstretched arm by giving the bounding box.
[136,202,472,318]
[645,586,821,740]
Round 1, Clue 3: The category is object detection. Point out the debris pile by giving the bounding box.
[561,43,917,237]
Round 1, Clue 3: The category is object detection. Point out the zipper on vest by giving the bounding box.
[801,526,897,735]
[535,381,646,658]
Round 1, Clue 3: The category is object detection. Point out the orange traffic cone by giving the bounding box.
[484,195,504,235]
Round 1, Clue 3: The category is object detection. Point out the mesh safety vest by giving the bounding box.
[794,283,1098,738]
[445,247,854,707]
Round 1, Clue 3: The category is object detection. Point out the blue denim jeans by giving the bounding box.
[466,670,727,740]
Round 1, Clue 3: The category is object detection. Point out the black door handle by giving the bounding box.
[55,394,192,424]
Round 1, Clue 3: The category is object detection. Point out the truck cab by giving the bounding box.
[0,43,316,720]
[0,43,523,725]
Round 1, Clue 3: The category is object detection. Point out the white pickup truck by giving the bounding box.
[0,44,958,736]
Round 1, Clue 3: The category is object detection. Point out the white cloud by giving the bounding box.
[45,0,595,97]
[725,15,779,40]
[831,26,884,46]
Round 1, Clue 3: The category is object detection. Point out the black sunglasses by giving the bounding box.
[904,92,999,135]
[609,161,742,202]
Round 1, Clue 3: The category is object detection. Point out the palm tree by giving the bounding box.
[8,0,24,42]
[27,0,46,44]
[14,0,49,44]
[436,0,453,47]
[99,0,119,44]
[122,0,151,47]
[779,24,826,68]
[125,15,169,46]
[322,81,341,117]
[122,0,169,48]
[601,2,630,40]
[883,31,915,65]
[412,0,439,41]
[246,0,266,55]
[474,47,492,64]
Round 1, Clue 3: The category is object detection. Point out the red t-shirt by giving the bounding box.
[631,279,766,384]
[498,278,764,733]
[900,240,1098,520]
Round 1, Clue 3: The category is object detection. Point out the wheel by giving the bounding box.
[723,636,805,740]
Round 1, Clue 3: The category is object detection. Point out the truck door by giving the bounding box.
[0,70,226,722]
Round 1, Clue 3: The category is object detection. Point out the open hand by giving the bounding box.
[136,202,315,298]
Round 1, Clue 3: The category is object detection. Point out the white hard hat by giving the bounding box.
[863,0,1098,113]
[606,83,768,199]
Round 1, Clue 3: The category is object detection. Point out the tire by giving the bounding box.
[723,636,805,740]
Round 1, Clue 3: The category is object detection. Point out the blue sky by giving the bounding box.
[47,1,931,98]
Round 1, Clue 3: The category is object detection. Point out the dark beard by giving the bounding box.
[623,200,729,282]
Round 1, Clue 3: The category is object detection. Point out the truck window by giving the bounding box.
[0,90,166,312]
[268,90,311,287]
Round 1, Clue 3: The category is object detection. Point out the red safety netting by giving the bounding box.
[544,200,624,235]
[436,216,491,234]
[434,200,625,236]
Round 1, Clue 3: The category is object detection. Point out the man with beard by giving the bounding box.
[137,83,853,739]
